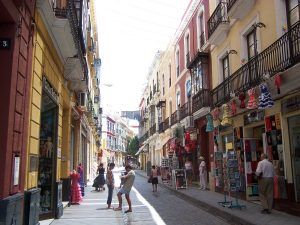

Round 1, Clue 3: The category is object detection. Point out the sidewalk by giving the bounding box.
[50,184,125,225]
[135,170,300,225]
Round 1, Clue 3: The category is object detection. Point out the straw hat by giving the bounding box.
[199,156,204,160]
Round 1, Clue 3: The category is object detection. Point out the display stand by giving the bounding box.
[218,151,232,207]
[172,169,187,190]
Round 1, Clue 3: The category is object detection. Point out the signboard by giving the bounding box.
[0,38,11,49]
[282,95,300,114]
[13,156,20,185]
[172,169,187,190]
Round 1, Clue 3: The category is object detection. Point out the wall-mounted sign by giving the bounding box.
[244,110,265,125]
[0,38,11,49]
[43,77,59,103]
[13,156,20,185]
[282,95,300,114]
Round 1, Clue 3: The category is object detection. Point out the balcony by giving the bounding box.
[212,21,300,107]
[192,89,211,113]
[208,1,230,46]
[179,102,191,121]
[227,0,255,20]
[163,117,170,131]
[150,124,157,136]
[170,110,179,126]
[158,122,165,133]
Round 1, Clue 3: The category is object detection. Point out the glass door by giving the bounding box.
[288,115,300,202]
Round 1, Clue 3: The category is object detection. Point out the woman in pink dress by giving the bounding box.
[70,170,83,204]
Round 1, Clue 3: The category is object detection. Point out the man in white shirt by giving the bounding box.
[198,156,207,190]
[256,153,274,214]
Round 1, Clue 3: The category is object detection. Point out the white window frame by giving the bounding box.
[175,45,180,77]
[184,29,191,68]
[176,89,181,110]
[217,47,230,85]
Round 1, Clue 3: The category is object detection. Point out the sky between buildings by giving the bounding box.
[95,0,190,113]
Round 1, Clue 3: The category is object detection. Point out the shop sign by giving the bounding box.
[13,156,20,185]
[0,38,11,49]
[281,95,300,114]
[244,110,264,125]
[43,77,59,103]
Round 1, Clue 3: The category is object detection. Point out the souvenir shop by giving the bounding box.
[38,77,61,219]
[210,81,288,204]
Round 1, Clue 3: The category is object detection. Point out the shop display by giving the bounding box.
[238,92,246,109]
[206,114,214,132]
[172,169,187,190]
[243,138,262,200]
[258,84,274,109]
[221,104,232,126]
[247,88,258,109]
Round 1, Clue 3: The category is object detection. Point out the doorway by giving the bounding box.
[288,115,300,202]
[38,90,58,218]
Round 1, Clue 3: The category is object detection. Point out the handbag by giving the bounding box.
[148,176,152,183]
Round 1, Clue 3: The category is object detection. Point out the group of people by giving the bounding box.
[184,156,207,190]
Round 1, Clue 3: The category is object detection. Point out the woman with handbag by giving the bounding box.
[149,165,158,192]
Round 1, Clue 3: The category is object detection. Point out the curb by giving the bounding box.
[136,171,255,225]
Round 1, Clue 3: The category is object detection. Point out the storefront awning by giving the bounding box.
[135,144,149,155]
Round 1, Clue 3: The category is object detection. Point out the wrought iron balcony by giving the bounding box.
[164,117,170,131]
[212,21,300,106]
[192,89,211,113]
[208,2,229,37]
[179,102,191,120]
[150,124,157,136]
[170,110,179,126]
[158,122,165,133]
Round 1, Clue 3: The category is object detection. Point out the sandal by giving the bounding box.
[114,207,122,211]
[125,209,132,213]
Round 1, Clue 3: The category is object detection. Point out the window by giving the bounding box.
[222,55,230,80]
[176,91,181,108]
[176,50,180,77]
[169,101,172,117]
[198,13,205,48]
[185,33,190,66]
[186,80,191,98]
[162,74,165,95]
[169,64,172,87]
[247,30,257,60]
[288,0,300,27]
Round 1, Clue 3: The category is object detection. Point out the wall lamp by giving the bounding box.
[253,22,266,29]
[227,50,237,55]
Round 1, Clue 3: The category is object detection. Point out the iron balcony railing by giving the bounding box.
[199,32,205,48]
[208,1,229,37]
[179,101,191,120]
[227,0,237,12]
[164,117,170,131]
[158,122,165,133]
[192,89,211,113]
[170,110,179,126]
[53,7,67,18]
[212,21,300,106]
[150,124,157,136]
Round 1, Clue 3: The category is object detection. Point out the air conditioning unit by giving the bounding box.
[78,92,87,110]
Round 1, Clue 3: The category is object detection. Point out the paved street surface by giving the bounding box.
[47,168,300,225]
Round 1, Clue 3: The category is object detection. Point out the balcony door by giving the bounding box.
[288,0,300,28]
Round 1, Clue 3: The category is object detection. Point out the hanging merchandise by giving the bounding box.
[221,104,232,126]
[231,100,237,116]
[247,88,258,109]
[258,83,274,109]
[274,74,282,94]
[211,108,221,127]
[206,113,214,132]
[238,92,246,108]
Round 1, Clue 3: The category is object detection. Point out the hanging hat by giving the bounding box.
[247,88,258,109]
[206,113,214,132]
[258,83,274,109]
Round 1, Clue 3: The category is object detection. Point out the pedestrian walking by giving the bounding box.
[70,170,82,204]
[255,153,274,214]
[185,157,193,186]
[198,156,207,190]
[114,165,135,213]
[93,163,106,191]
[150,165,158,192]
[106,163,115,209]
